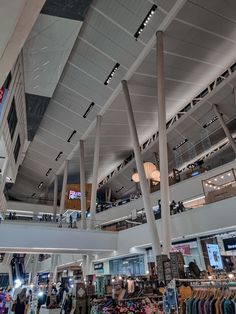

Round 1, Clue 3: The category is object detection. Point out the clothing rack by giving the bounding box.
[168,278,236,314]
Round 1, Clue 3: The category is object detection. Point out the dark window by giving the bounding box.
[13,135,21,162]
[7,98,17,139]
[3,72,12,90]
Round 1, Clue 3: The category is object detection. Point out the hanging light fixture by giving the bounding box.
[151,170,160,182]
[143,162,157,179]
[132,172,140,183]
[131,162,160,183]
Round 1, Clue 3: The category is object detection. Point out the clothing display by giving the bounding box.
[163,288,178,314]
[182,290,236,314]
[90,297,159,314]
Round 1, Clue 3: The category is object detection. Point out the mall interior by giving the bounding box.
[0,0,236,313]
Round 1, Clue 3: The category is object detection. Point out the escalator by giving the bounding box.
[10,254,26,284]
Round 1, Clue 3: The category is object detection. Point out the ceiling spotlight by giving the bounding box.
[55,151,63,161]
[104,63,120,85]
[134,4,157,39]
[173,138,188,151]
[83,102,95,118]
[209,185,212,188]
[221,175,224,179]
[205,183,208,187]
[67,130,77,143]
[203,116,218,128]
[208,181,212,184]
[228,172,231,176]
[214,178,217,181]
[38,182,43,189]
[46,168,52,176]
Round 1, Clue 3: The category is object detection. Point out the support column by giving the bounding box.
[196,237,206,270]
[31,254,39,283]
[89,115,102,229]
[156,31,172,255]
[122,80,161,257]
[59,160,69,217]
[53,175,58,221]
[82,255,87,280]
[213,104,236,154]
[80,140,87,230]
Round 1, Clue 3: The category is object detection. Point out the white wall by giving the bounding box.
[0,223,118,254]
[96,160,236,224]
[116,196,236,256]
[7,201,57,214]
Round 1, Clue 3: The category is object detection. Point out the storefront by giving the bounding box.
[109,255,145,276]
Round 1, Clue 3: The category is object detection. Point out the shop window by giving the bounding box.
[13,135,21,162]
[7,98,17,140]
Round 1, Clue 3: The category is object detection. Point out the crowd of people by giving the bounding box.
[0,287,32,314]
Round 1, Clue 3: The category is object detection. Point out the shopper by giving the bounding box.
[69,215,73,228]
[14,288,28,314]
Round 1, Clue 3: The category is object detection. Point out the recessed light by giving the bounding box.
[134,4,157,40]
[104,63,120,85]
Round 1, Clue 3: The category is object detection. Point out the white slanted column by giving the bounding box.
[156,31,172,256]
[53,175,58,221]
[59,160,69,217]
[80,140,87,230]
[213,104,236,155]
[122,80,162,258]
[89,115,102,229]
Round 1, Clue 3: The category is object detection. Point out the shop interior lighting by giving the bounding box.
[38,182,43,189]
[134,4,157,39]
[67,130,77,143]
[228,273,234,279]
[104,63,120,85]
[203,116,218,128]
[83,102,95,118]
[221,175,224,179]
[173,138,188,151]
[228,172,231,176]
[46,168,52,176]
[55,151,63,161]
[214,178,217,181]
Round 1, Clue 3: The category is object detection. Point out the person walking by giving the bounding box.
[14,288,28,314]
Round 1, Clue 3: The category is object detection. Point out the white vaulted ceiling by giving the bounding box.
[10,0,236,198]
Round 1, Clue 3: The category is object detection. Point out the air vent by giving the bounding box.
[104,63,120,85]
[67,130,77,143]
[55,151,63,161]
[173,139,188,151]
[83,102,95,118]
[46,168,52,176]
[134,4,157,40]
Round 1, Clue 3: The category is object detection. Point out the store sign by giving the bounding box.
[171,244,191,256]
[94,262,104,270]
[223,237,236,251]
